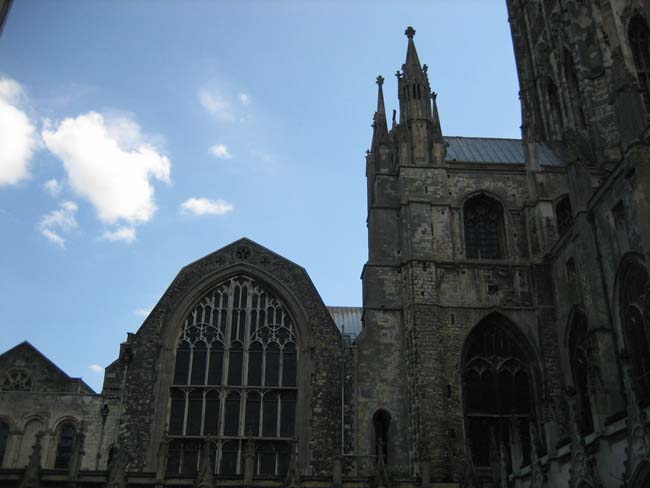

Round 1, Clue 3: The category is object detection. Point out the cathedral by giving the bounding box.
[2,1,650,487]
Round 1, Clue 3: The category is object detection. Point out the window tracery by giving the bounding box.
[54,422,77,469]
[463,320,536,477]
[620,262,650,407]
[464,195,505,260]
[2,369,32,391]
[167,276,298,477]
[629,15,650,112]
[568,310,594,435]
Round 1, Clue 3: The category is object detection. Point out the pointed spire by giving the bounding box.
[404,26,422,72]
[20,431,43,488]
[372,75,389,148]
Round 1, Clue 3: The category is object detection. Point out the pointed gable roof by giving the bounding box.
[0,341,95,394]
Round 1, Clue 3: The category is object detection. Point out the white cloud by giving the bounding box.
[42,112,171,225]
[210,143,232,159]
[199,88,235,123]
[38,201,78,247]
[239,93,251,105]
[0,76,37,186]
[134,307,151,318]
[180,197,234,216]
[101,226,136,244]
[88,364,104,374]
[43,178,63,197]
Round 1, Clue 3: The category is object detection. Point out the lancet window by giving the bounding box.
[463,319,536,477]
[464,194,506,260]
[619,261,650,407]
[54,422,77,469]
[568,310,594,435]
[556,195,573,238]
[167,276,298,477]
[629,15,650,112]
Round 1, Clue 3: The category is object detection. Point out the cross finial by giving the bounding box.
[376,75,384,87]
[405,26,416,39]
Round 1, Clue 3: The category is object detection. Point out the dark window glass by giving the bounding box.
[204,391,220,435]
[547,78,564,134]
[54,423,76,469]
[166,441,181,473]
[464,195,504,259]
[248,343,263,386]
[220,441,239,475]
[173,342,191,385]
[169,390,185,435]
[191,342,207,385]
[258,442,276,475]
[181,441,199,474]
[263,392,278,437]
[277,443,290,476]
[208,344,224,385]
[228,343,243,386]
[186,390,203,435]
[0,421,9,467]
[280,392,296,437]
[265,343,280,387]
[630,15,650,112]
[282,343,297,387]
[556,196,573,237]
[224,392,241,437]
[245,392,261,437]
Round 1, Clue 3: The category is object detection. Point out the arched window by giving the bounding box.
[629,15,650,112]
[463,318,537,478]
[564,51,586,129]
[556,195,573,238]
[167,276,297,477]
[546,78,564,138]
[464,194,506,260]
[54,422,77,469]
[568,310,594,435]
[373,409,391,464]
[619,261,650,407]
[0,421,9,467]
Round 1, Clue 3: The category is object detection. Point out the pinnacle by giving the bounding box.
[405,26,415,39]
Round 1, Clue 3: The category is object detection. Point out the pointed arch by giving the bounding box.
[372,409,391,464]
[565,307,594,435]
[629,14,650,112]
[614,254,650,407]
[462,193,507,260]
[555,194,573,238]
[461,313,541,476]
[164,274,300,477]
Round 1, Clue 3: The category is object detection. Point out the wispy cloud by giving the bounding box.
[38,201,78,247]
[0,76,37,186]
[42,112,171,226]
[43,178,63,197]
[101,226,136,244]
[210,143,232,159]
[180,197,234,216]
[199,82,252,123]
[88,364,104,374]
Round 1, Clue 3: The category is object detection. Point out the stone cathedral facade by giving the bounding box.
[2,1,650,487]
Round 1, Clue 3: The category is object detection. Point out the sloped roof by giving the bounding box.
[444,136,564,166]
[0,341,95,394]
[328,306,362,343]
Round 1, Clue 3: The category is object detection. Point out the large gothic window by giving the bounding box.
[167,276,298,477]
[54,422,77,470]
[619,261,650,407]
[629,15,650,112]
[463,318,536,479]
[464,194,506,260]
[568,310,594,435]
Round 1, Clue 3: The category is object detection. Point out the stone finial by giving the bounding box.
[405,26,416,39]
[423,64,428,73]
[395,70,401,80]
[376,75,384,87]
[19,431,43,488]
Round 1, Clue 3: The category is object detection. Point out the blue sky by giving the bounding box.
[0,0,521,392]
